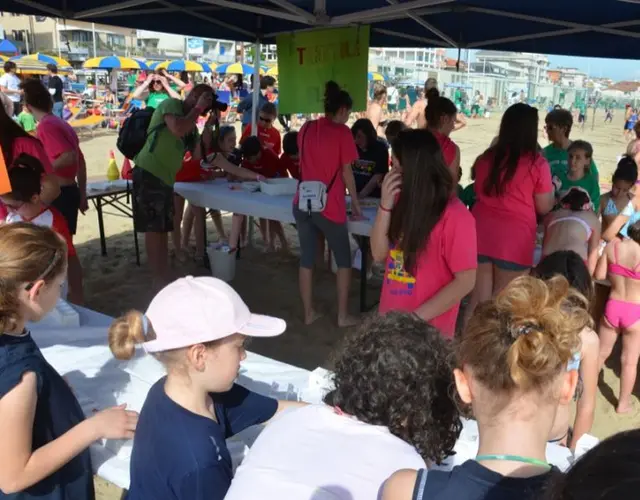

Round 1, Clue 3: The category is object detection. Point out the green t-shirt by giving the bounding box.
[459,182,476,210]
[543,143,600,207]
[553,169,601,212]
[17,111,36,132]
[146,92,170,109]
[135,98,193,187]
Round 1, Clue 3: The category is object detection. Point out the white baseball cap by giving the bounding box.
[142,276,286,353]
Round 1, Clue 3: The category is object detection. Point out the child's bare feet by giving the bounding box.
[304,310,322,325]
[616,400,633,414]
[338,315,359,328]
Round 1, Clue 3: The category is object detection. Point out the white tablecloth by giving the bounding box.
[31,307,324,491]
[175,180,376,236]
[31,306,596,491]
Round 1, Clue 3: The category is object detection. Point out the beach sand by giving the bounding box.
[69,110,637,499]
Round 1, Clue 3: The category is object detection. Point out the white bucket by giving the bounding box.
[207,244,237,282]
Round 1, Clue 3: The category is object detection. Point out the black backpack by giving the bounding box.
[117,107,165,160]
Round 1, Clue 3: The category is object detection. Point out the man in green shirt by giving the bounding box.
[543,108,600,208]
[132,84,261,288]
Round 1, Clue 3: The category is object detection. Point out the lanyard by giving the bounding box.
[476,454,551,469]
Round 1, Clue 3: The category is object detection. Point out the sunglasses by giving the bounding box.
[258,115,273,124]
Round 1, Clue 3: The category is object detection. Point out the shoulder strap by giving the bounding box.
[299,121,313,183]
[299,120,342,193]
[412,469,428,500]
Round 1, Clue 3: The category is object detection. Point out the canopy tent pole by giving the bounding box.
[251,38,261,136]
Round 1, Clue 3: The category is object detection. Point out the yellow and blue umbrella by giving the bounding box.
[132,58,150,70]
[266,66,278,76]
[155,59,213,73]
[11,53,71,68]
[368,72,387,81]
[83,56,146,70]
[0,55,7,62]
[216,62,264,75]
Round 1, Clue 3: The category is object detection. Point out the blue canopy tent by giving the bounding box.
[0,39,18,54]
[4,1,640,60]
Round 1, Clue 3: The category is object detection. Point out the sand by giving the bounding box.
[69,110,637,499]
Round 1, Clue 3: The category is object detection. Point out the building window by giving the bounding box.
[11,30,25,42]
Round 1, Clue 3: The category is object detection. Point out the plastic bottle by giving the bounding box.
[107,150,120,182]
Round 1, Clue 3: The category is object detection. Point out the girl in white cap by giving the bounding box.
[108,276,302,500]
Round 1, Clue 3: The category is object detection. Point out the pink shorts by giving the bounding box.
[604,298,640,329]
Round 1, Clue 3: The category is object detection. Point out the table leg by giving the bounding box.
[359,236,369,313]
[96,196,107,256]
[247,216,254,248]
[203,210,210,269]
[133,222,140,267]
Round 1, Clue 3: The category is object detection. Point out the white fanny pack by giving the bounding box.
[297,122,341,214]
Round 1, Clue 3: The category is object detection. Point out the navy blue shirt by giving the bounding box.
[237,92,269,127]
[127,378,278,500]
[0,332,94,500]
[353,138,389,198]
[414,460,557,500]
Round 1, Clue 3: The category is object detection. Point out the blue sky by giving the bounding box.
[447,49,640,82]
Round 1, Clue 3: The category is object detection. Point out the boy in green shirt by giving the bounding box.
[543,108,600,201]
[551,140,600,212]
[16,108,37,133]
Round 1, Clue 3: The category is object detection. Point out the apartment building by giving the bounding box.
[369,47,446,79]
[0,12,136,62]
[475,50,550,85]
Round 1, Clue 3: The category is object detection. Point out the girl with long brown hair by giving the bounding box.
[371,129,476,338]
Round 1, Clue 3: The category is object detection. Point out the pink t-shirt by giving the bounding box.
[294,117,358,224]
[472,151,552,267]
[379,197,477,338]
[36,114,81,180]
[432,130,457,168]
[0,137,55,221]
[12,137,54,174]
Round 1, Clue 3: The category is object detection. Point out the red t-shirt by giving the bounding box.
[7,206,76,257]
[37,114,82,180]
[472,152,553,266]
[241,148,285,179]
[294,118,358,224]
[379,198,477,338]
[176,150,215,182]
[432,130,458,180]
[279,153,300,180]
[241,124,282,156]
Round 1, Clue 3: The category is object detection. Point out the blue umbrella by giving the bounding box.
[0,39,18,54]
[216,62,263,75]
[156,59,212,72]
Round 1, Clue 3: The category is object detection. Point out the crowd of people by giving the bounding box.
[2,68,640,500]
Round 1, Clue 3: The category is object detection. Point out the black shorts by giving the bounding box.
[132,167,174,233]
[578,114,585,123]
[51,184,81,235]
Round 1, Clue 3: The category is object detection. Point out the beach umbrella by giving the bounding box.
[0,39,18,54]
[11,53,71,68]
[368,72,386,82]
[0,55,7,62]
[216,62,263,75]
[155,59,212,73]
[266,66,278,76]
[132,58,150,70]
[6,58,70,76]
[83,56,146,70]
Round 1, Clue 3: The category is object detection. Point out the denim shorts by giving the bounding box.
[293,206,351,269]
[478,254,529,271]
